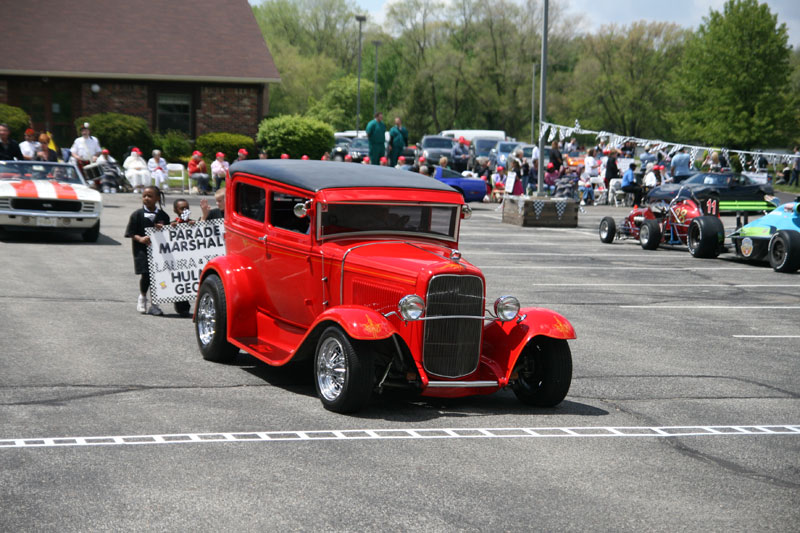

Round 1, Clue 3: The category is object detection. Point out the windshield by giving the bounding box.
[335,137,351,146]
[321,203,458,241]
[0,162,83,184]
[422,138,454,149]
[474,139,497,154]
[349,138,369,149]
[498,142,519,153]
[686,173,731,186]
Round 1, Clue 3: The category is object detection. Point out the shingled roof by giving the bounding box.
[0,0,280,83]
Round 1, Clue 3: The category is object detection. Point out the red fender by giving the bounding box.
[309,306,399,341]
[482,307,576,384]
[198,255,267,339]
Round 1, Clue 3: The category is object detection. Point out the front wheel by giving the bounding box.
[687,215,725,258]
[195,275,239,363]
[314,326,374,413]
[512,337,572,407]
[599,216,616,244]
[83,221,100,242]
[769,230,800,272]
[639,219,661,250]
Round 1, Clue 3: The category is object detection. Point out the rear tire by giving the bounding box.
[512,337,572,407]
[687,216,725,258]
[599,217,616,244]
[314,326,374,413]
[195,275,239,363]
[82,222,100,242]
[769,230,800,273]
[639,219,661,250]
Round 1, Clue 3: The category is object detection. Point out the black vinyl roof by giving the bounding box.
[231,160,458,193]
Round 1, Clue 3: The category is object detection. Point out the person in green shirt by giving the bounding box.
[365,112,386,165]
[388,116,409,167]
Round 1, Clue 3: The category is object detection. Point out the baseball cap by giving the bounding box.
[301,155,309,160]
[192,150,203,157]
[216,152,225,158]
[238,148,248,155]
[280,153,290,159]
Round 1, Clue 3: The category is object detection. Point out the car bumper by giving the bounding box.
[0,210,100,230]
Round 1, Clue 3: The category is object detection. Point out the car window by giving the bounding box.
[349,138,369,149]
[474,139,497,153]
[235,182,266,222]
[0,162,82,183]
[321,203,458,240]
[270,192,311,234]
[498,142,518,152]
[423,138,454,149]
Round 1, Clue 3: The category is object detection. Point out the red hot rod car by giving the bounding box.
[194,160,576,413]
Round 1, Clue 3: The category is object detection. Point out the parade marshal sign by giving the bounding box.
[146,220,225,304]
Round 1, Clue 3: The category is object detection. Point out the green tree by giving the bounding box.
[305,75,375,132]
[666,0,796,148]
[563,22,688,139]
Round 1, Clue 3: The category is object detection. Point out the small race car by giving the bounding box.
[598,187,725,257]
[728,199,800,272]
[0,160,103,242]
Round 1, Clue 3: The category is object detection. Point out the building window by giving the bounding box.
[156,93,192,134]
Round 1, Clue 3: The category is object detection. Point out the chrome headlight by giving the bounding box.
[398,294,425,320]
[494,295,520,321]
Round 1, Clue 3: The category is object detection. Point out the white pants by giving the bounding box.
[127,169,151,188]
[151,169,168,189]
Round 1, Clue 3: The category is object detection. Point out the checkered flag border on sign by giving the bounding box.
[555,198,567,219]
[533,200,545,219]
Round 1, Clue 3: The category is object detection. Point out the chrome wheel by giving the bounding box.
[196,292,216,347]
[316,336,347,402]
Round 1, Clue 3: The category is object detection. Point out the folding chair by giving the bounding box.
[166,163,187,193]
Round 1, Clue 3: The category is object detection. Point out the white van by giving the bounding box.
[439,129,506,142]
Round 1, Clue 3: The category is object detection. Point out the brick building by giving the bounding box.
[0,0,280,149]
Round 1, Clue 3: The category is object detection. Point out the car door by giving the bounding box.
[261,187,322,327]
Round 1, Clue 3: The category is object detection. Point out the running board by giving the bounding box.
[427,380,499,388]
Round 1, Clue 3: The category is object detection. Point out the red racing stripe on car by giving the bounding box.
[49,180,78,199]
[9,180,40,198]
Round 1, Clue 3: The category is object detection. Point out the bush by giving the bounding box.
[153,130,193,162]
[195,132,256,161]
[74,113,152,160]
[0,104,31,141]
[256,115,334,159]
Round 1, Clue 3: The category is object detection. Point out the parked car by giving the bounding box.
[415,135,456,165]
[646,172,773,204]
[330,136,352,162]
[431,166,487,202]
[489,141,521,170]
[727,199,800,272]
[194,160,576,413]
[469,137,501,170]
[0,160,102,242]
[346,137,369,163]
[599,186,725,257]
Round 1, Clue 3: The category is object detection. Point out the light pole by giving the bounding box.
[372,40,381,116]
[355,14,367,136]
[536,0,548,196]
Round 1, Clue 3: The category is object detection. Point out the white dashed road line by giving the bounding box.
[2,425,798,449]
[733,335,800,338]
[621,305,800,309]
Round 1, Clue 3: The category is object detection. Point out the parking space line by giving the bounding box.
[733,335,800,338]
[621,305,800,309]
[2,425,797,449]
[526,283,800,288]
[482,266,754,270]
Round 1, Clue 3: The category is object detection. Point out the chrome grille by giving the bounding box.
[81,202,96,214]
[423,274,484,378]
[0,198,10,210]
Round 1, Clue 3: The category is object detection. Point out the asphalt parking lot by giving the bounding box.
[1,191,798,531]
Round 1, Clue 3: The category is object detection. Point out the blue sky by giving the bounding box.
[355,0,799,46]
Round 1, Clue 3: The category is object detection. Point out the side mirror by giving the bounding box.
[461,204,472,219]
[293,200,312,218]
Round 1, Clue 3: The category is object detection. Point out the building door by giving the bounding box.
[8,79,81,151]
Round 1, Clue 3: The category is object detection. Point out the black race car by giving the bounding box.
[646,172,773,204]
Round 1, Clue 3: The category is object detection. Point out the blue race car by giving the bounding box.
[432,166,488,203]
[729,198,800,272]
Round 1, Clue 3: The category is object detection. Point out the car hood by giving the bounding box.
[0,179,101,203]
[329,240,481,285]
